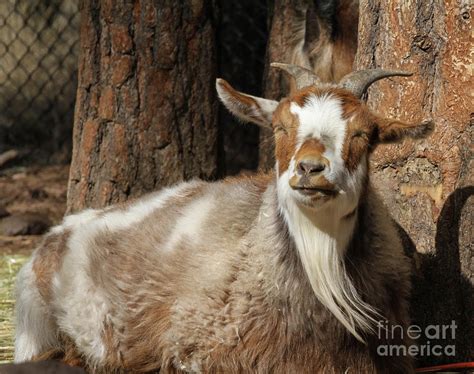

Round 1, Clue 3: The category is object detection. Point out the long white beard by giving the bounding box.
[277,171,379,342]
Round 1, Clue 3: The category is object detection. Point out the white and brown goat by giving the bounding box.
[14,64,433,373]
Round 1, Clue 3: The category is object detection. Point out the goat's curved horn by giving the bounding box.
[339,69,412,98]
[270,62,321,90]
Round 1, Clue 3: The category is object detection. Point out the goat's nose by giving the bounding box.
[297,160,326,175]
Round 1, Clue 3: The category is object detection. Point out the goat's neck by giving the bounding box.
[276,179,358,258]
[275,175,376,342]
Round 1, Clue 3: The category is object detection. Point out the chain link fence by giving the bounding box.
[217,0,269,175]
[0,0,80,158]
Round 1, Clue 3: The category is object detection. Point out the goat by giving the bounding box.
[14,64,433,373]
[291,0,359,83]
[267,0,358,89]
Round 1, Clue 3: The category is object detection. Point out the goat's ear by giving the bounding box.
[216,79,278,129]
[374,115,434,144]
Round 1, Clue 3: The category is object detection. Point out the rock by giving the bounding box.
[0,213,51,236]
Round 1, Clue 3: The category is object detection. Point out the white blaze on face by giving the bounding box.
[290,94,348,185]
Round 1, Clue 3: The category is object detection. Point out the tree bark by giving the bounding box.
[67,0,218,212]
[356,0,473,365]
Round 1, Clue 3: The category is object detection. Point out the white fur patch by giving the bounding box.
[51,209,98,234]
[164,194,214,252]
[290,94,350,187]
[291,94,347,148]
[14,257,58,362]
[50,181,200,364]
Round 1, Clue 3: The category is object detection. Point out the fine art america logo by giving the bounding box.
[376,320,457,357]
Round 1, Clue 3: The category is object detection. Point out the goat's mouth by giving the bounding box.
[289,175,338,199]
[291,185,338,197]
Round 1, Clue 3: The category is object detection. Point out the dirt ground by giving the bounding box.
[0,164,69,255]
[0,164,69,362]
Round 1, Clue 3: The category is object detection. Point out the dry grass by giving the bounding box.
[0,254,30,363]
[0,165,68,363]
[0,164,68,255]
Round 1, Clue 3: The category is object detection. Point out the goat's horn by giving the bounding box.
[270,62,321,90]
[339,69,412,98]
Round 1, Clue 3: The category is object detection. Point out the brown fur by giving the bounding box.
[272,100,299,175]
[374,116,434,144]
[32,231,70,302]
[291,87,318,107]
[15,73,434,373]
[295,138,326,161]
[32,334,85,368]
[290,137,333,192]
[18,173,415,373]
[217,79,257,108]
[335,90,377,171]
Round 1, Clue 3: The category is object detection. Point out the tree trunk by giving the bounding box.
[260,0,359,169]
[356,0,473,365]
[67,0,218,212]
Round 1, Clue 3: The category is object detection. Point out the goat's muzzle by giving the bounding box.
[289,158,337,199]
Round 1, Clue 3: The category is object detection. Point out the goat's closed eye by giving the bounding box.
[274,124,288,134]
[352,130,369,140]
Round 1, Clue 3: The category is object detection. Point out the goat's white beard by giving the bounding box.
[277,170,380,343]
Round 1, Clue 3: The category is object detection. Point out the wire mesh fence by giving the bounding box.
[217,0,269,175]
[0,0,80,156]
